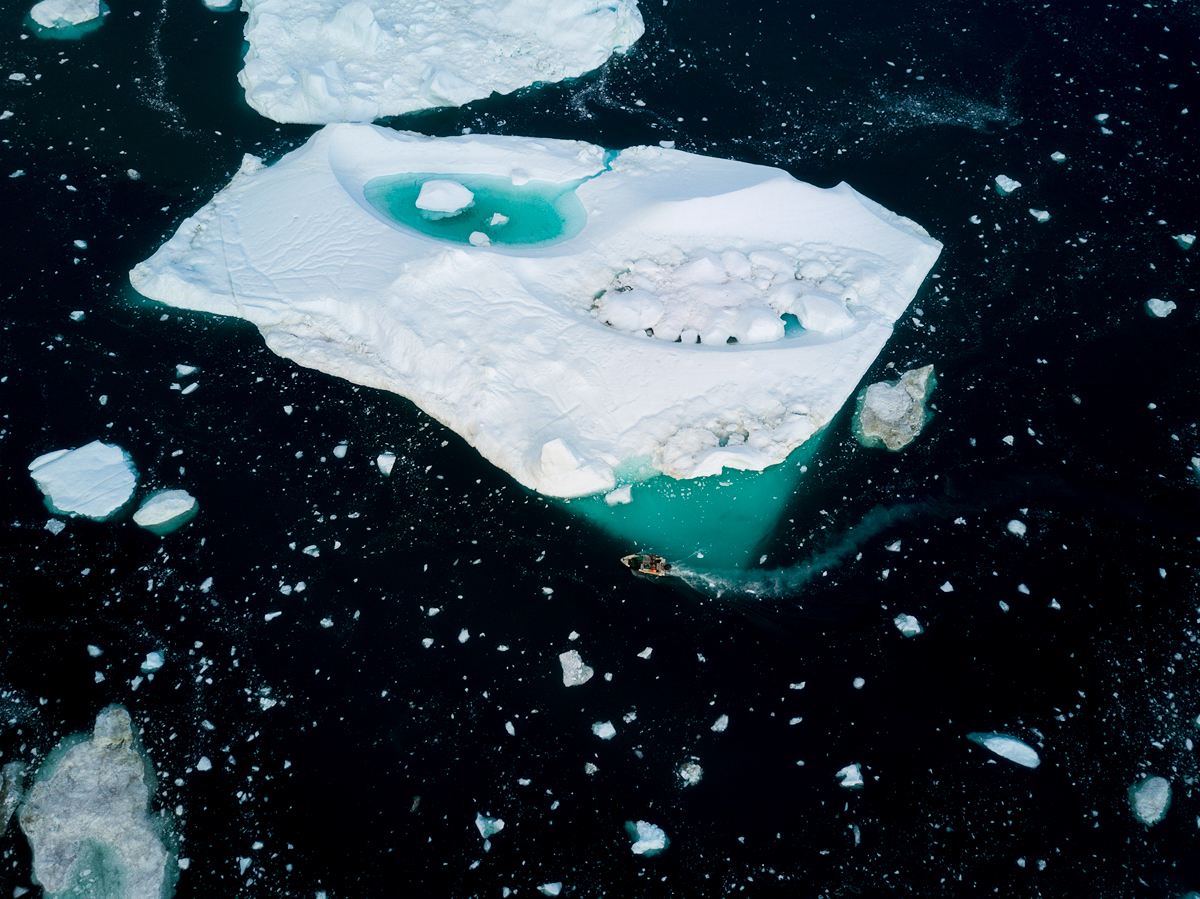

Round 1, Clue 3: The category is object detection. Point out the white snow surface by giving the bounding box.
[28,440,137,519]
[966,732,1041,768]
[30,0,104,28]
[131,125,942,498]
[237,0,645,124]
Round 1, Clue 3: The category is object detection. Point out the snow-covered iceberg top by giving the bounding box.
[131,125,941,498]
[237,0,645,124]
[28,440,137,519]
[30,0,106,29]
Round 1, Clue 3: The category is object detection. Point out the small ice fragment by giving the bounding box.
[966,732,1040,768]
[1050,151,1066,162]
[181,382,199,395]
[678,762,703,786]
[505,721,515,736]
[998,600,1010,612]
[1002,435,1014,445]
[1029,208,1051,223]
[458,628,469,643]
[994,175,1021,195]
[319,618,333,628]
[969,214,981,224]
[538,884,563,897]
[1174,234,1194,250]
[175,364,198,377]
[126,169,140,180]
[69,311,85,321]
[568,631,579,641]
[474,813,504,838]
[468,231,491,247]
[625,820,669,856]
[592,721,616,740]
[1095,113,1109,122]
[265,611,282,621]
[283,405,292,415]
[421,637,433,648]
[940,581,954,593]
[196,756,212,771]
[87,645,102,657]
[133,489,199,534]
[604,484,632,506]
[140,651,164,673]
[711,714,729,732]
[1007,519,1027,536]
[885,540,901,552]
[73,239,87,249]
[45,519,65,535]
[333,444,348,459]
[637,647,652,659]
[199,577,213,593]
[853,677,865,689]
[415,180,474,216]
[893,614,923,637]
[559,650,593,686]
[1128,775,1171,826]
[489,213,509,227]
[836,763,864,788]
[376,452,396,476]
[584,762,598,775]
[1145,298,1176,318]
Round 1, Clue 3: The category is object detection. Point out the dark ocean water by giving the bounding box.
[1,0,1198,896]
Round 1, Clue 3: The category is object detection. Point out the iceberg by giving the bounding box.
[28,440,137,520]
[130,126,941,562]
[851,365,936,451]
[30,0,106,28]
[966,732,1040,768]
[835,763,864,788]
[558,650,593,687]
[133,489,199,534]
[1145,298,1176,318]
[1174,233,1194,251]
[625,820,668,856]
[17,706,174,899]
[592,720,616,740]
[1127,775,1171,826]
[994,175,1021,195]
[236,0,645,124]
[893,613,923,637]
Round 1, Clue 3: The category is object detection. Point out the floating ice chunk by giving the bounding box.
[1145,298,1176,318]
[678,762,703,786]
[376,452,396,476]
[559,650,593,686]
[852,365,936,451]
[604,484,633,506]
[1029,208,1051,223]
[966,732,1040,768]
[202,0,237,9]
[1128,775,1171,826]
[0,762,26,837]
[236,0,645,124]
[29,441,137,520]
[711,714,729,732]
[416,180,474,218]
[140,651,164,673]
[133,489,199,534]
[18,706,175,899]
[836,763,864,788]
[1007,519,1027,537]
[940,581,954,592]
[625,820,669,856]
[196,756,212,772]
[468,231,491,247]
[1191,457,1200,484]
[69,310,85,321]
[1174,233,1195,251]
[853,677,865,689]
[333,443,348,458]
[539,884,563,897]
[474,813,504,838]
[130,125,942,498]
[1095,113,1109,122]
[893,613,923,637]
[994,175,1021,195]
[1050,151,1066,162]
[73,239,87,249]
[489,213,509,227]
[175,363,198,377]
[637,647,652,659]
[592,721,616,740]
[30,0,107,28]
[45,519,65,535]
[87,644,102,657]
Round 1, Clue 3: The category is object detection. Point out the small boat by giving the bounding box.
[621,553,672,576]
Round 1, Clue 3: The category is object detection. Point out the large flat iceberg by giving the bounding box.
[131,125,941,501]
[237,0,645,124]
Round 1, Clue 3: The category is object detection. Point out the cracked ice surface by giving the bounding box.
[131,125,941,498]
[237,0,645,124]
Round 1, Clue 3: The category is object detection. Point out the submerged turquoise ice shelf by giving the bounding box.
[560,434,827,570]
[363,173,588,246]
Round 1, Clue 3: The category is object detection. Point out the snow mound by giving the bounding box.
[30,0,106,28]
[28,440,137,519]
[130,125,942,498]
[966,732,1040,768]
[133,489,199,534]
[18,706,174,899]
[852,364,937,451]
[237,0,645,124]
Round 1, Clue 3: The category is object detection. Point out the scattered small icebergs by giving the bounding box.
[415,180,474,218]
[966,732,1040,768]
[1128,775,1171,826]
[1174,233,1194,251]
[1029,208,1051,223]
[711,714,729,732]
[1050,151,1066,162]
[1145,298,1176,318]
[558,650,593,686]
[625,820,669,856]
[678,761,703,786]
[1007,519,1027,537]
[28,441,137,520]
[30,0,107,29]
[835,763,864,789]
[851,365,936,452]
[592,721,616,740]
[133,489,198,534]
[994,175,1021,195]
[893,613,923,637]
[376,452,396,476]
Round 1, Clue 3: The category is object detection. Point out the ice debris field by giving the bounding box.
[131,125,942,509]
[236,0,645,123]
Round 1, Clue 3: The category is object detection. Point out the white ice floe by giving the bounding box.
[966,732,1040,768]
[28,440,137,520]
[131,126,942,499]
[1029,208,1051,223]
[475,813,504,838]
[893,613,923,637]
[237,0,645,124]
[30,0,106,28]
[133,489,199,534]
[625,820,668,855]
[835,763,864,788]
[1007,519,1027,537]
[175,363,198,377]
[852,364,936,451]
[994,175,1021,195]
[1145,298,1176,318]
[538,884,563,897]
[1128,775,1171,826]
[1175,233,1195,251]
[592,721,616,740]
[415,180,474,217]
[18,706,174,899]
[558,650,593,687]
[711,714,729,732]
[1050,151,1066,163]
[376,452,396,476]
[141,651,165,673]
